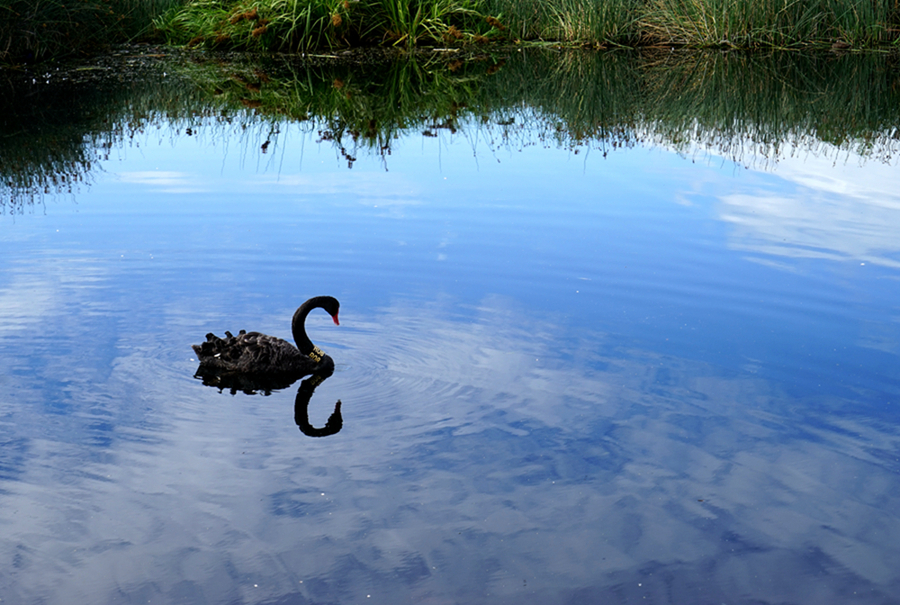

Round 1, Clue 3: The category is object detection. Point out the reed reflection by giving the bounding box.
[3,49,898,212]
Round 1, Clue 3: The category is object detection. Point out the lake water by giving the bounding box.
[1,49,900,604]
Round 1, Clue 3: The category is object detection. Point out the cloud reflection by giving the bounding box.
[117,171,207,194]
[1,295,899,604]
[713,146,900,268]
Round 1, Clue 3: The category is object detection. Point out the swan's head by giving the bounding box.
[318,296,340,325]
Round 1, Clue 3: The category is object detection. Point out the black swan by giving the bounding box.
[192,296,340,385]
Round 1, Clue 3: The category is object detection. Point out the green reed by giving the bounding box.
[548,0,643,45]
[4,0,899,61]
[155,0,493,50]
[376,0,486,45]
[480,0,643,45]
[156,0,898,51]
[641,0,899,48]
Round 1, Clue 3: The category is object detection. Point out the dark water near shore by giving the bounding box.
[1,49,899,604]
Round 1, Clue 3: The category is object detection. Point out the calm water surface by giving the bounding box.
[1,55,900,604]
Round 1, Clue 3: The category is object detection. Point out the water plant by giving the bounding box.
[481,0,644,45]
[155,0,900,51]
[4,0,899,61]
[154,0,495,50]
[641,0,900,48]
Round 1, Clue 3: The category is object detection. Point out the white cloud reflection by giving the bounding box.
[713,144,900,268]
[2,295,898,604]
[117,171,207,194]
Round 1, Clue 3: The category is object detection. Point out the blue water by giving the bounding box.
[2,111,900,604]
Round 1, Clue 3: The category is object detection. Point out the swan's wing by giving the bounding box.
[194,331,297,367]
[231,332,299,368]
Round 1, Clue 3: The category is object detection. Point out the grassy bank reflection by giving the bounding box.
[2,49,898,211]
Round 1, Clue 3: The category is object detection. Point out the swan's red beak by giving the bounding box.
[332,313,340,326]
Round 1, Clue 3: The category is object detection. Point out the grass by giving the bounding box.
[3,0,899,63]
[482,0,644,45]
[154,0,900,51]
[641,0,900,48]
[154,0,652,49]
[153,0,496,50]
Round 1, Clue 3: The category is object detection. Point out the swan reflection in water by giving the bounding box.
[193,365,344,437]
[192,296,343,436]
[293,372,342,437]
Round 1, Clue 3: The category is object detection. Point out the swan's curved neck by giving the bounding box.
[292,297,328,359]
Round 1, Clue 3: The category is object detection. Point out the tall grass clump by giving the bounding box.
[547,0,643,45]
[156,0,899,49]
[0,0,187,63]
[479,0,643,44]
[155,0,493,50]
[642,0,899,48]
[375,0,484,45]
[155,0,351,50]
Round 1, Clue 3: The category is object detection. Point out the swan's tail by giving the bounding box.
[191,330,247,362]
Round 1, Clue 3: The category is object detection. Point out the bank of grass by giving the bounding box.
[641,0,900,48]
[155,0,899,50]
[482,0,644,44]
[153,0,639,49]
[0,0,185,63]
[3,0,899,65]
[155,0,495,50]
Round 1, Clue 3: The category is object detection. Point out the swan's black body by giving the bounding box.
[192,296,340,386]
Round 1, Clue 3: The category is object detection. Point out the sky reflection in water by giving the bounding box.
[1,114,899,604]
